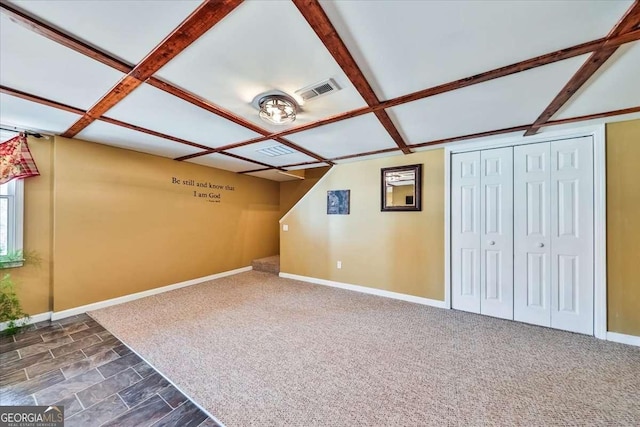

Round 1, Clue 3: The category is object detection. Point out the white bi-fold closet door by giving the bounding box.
[451,137,594,335]
[451,147,513,320]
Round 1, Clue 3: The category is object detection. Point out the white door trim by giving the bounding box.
[593,125,607,340]
[444,149,451,309]
[444,124,607,338]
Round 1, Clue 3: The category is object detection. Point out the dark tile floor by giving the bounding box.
[0,314,218,427]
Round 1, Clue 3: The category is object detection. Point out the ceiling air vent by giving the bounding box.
[295,78,340,102]
[256,145,295,157]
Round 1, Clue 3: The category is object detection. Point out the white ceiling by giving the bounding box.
[156,0,367,133]
[226,140,317,168]
[0,13,124,110]
[0,93,81,134]
[320,0,632,100]
[186,152,261,173]
[11,0,202,65]
[105,83,261,150]
[0,0,637,182]
[288,113,397,159]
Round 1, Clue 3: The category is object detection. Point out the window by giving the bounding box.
[0,178,24,257]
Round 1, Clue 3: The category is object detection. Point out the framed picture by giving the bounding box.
[327,190,350,215]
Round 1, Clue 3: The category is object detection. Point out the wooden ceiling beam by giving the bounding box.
[238,160,327,174]
[146,78,332,165]
[4,1,640,165]
[179,28,640,162]
[544,105,640,127]
[326,104,640,163]
[98,116,214,151]
[0,2,331,165]
[1,85,263,159]
[61,0,242,138]
[292,0,412,154]
[0,0,133,73]
[330,147,401,162]
[0,85,86,115]
[238,167,274,174]
[129,0,243,82]
[0,84,281,170]
[410,124,531,151]
[61,75,142,137]
[524,1,640,136]
[6,84,637,173]
[218,152,284,171]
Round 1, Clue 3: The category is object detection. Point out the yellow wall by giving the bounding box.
[51,137,279,311]
[12,136,280,313]
[10,136,53,315]
[280,150,444,300]
[11,120,640,337]
[606,119,640,336]
[279,167,330,219]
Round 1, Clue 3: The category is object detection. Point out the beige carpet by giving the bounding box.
[89,271,640,426]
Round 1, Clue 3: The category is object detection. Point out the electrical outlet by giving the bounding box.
[337,261,342,269]
[282,224,288,231]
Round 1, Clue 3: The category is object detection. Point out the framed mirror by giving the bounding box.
[381,164,422,212]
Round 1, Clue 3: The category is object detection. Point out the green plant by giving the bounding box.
[0,250,39,335]
[0,273,29,335]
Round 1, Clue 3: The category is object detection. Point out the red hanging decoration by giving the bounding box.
[0,133,40,184]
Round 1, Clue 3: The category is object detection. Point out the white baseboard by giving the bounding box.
[0,311,52,331]
[279,272,448,309]
[606,331,640,347]
[50,266,252,321]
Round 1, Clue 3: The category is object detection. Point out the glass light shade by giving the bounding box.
[258,96,297,125]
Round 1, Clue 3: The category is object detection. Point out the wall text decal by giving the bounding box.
[171,177,236,203]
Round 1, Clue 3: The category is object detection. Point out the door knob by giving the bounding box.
[538,242,544,248]
[488,241,495,246]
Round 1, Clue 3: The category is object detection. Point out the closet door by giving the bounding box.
[480,148,513,319]
[550,137,593,334]
[514,143,551,327]
[452,151,481,313]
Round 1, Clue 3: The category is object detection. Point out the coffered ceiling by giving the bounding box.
[1,0,639,181]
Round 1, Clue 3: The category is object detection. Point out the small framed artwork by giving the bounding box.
[327,190,350,215]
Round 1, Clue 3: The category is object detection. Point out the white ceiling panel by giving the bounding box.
[10,0,202,64]
[0,94,81,134]
[321,0,632,100]
[287,113,397,159]
[77,121,200,159]
[246,170,300,182]
[186,153,261,173]
[104,83,260,149]
[388,55,589,144]
[554,42,640,120]
[0,14,124,110]
[156,0,367,133]
[226,140,317,167]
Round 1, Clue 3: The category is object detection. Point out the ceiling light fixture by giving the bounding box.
[252,91,299,126]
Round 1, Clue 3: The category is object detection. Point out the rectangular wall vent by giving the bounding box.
[295,78,340,101]
[256,145,295,157]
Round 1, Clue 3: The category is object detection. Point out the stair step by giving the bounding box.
[251,255,280,275]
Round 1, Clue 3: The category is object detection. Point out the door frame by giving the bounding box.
[443,124,606,339]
